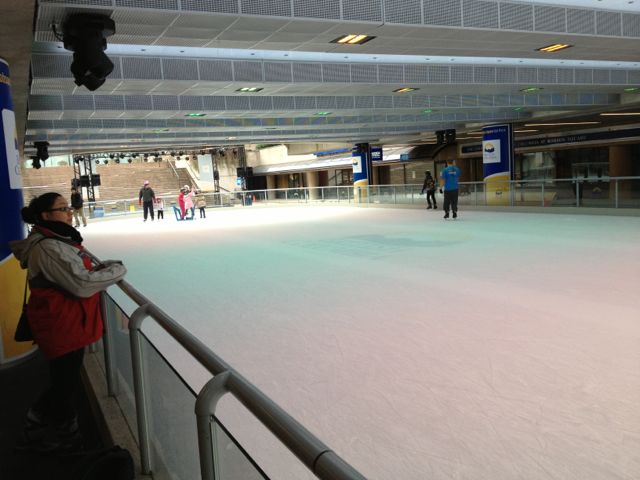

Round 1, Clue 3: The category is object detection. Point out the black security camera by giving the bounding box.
[34,141,49,160]
[62,13,116,91]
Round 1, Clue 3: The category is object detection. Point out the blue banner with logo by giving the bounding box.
[0,58,31,363]
[482,124,513,205]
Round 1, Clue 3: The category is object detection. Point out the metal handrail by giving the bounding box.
[94,256,366,480]
[167,158,180,180]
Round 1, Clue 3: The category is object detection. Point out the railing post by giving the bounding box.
[285,189,288,202]
[474,183,477,206]
[100,292,119,396]
[129,304,153,475]
[195,372,231,480]
[510,181,514,207]
[615,179,619,208]
[321,187,324,202]
[541,183,545,207]
[576,181,580,207]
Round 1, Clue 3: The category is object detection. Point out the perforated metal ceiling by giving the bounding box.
[24,0,640,155]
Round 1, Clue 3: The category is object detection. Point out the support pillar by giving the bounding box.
[305,170,319,199]
[266,175,276,200]
[0,58,33,366]
[609,145,632,203]
[352,143,372,203]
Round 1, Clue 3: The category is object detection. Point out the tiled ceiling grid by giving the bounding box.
[25,0,640,154]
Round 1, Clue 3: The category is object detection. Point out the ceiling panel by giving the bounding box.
[18,0,640,155]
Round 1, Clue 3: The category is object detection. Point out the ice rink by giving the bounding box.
[83,205,640,480]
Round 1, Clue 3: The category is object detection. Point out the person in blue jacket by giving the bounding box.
[439,159,461,219]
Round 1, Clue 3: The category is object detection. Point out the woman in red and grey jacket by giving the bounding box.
[10,192,127,453]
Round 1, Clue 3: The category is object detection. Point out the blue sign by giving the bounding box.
[371,147,382,161]
[482,124,513,205]
[482,124,513,180]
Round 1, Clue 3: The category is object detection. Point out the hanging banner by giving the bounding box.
[0,58,32,364]
[482,124,513,205]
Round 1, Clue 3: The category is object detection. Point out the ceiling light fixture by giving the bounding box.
[514,129,538,133]
[185,113,206,117]
[393,87,418,93]
[236,87,263,93]
[524,122,600,126]
[331,34,375,45]
[314,112,331,116]
[600,112,640,116]
[623,87,639,92]
[520,87,543,93]
[537,43,572,53]
[423,109,433,114]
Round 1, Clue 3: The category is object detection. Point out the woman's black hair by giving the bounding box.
[21,192,62,225]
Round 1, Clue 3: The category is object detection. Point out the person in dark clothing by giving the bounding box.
[70,187,87,227]
[440,159,461,219]
[138,180,156,222]
[420,171,437,209]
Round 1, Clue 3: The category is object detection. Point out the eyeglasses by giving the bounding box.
[47,207,74,213]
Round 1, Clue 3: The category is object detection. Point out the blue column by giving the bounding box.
[482,124,514,205]
[0,58,31,364]
[352,143,372,203]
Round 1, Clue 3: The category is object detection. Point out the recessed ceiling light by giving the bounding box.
[236,87,263,93]
[393,87,418,93]
[524,122,600,126]
[185,113,206,117]
[331,34,375,45]
[537,43,572,53]
[520,87,543,93]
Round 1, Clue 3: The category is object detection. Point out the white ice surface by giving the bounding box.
[83,206,640,480]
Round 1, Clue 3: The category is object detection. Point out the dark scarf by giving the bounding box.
[35,221,83,244]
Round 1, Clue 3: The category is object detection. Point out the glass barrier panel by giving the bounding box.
[512,181,544,207]
[212,420,269,480]
[322,187,332,202]
[455,183,473,206]
[545,179,577,207]
[140,333,201,480]
[580,179,614,208]
[306,187,321,202]
[102,294,138,440]
[614,178,640,208]
[394,185,410,204]
[339,186,350,202]
[473,182,486,206]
